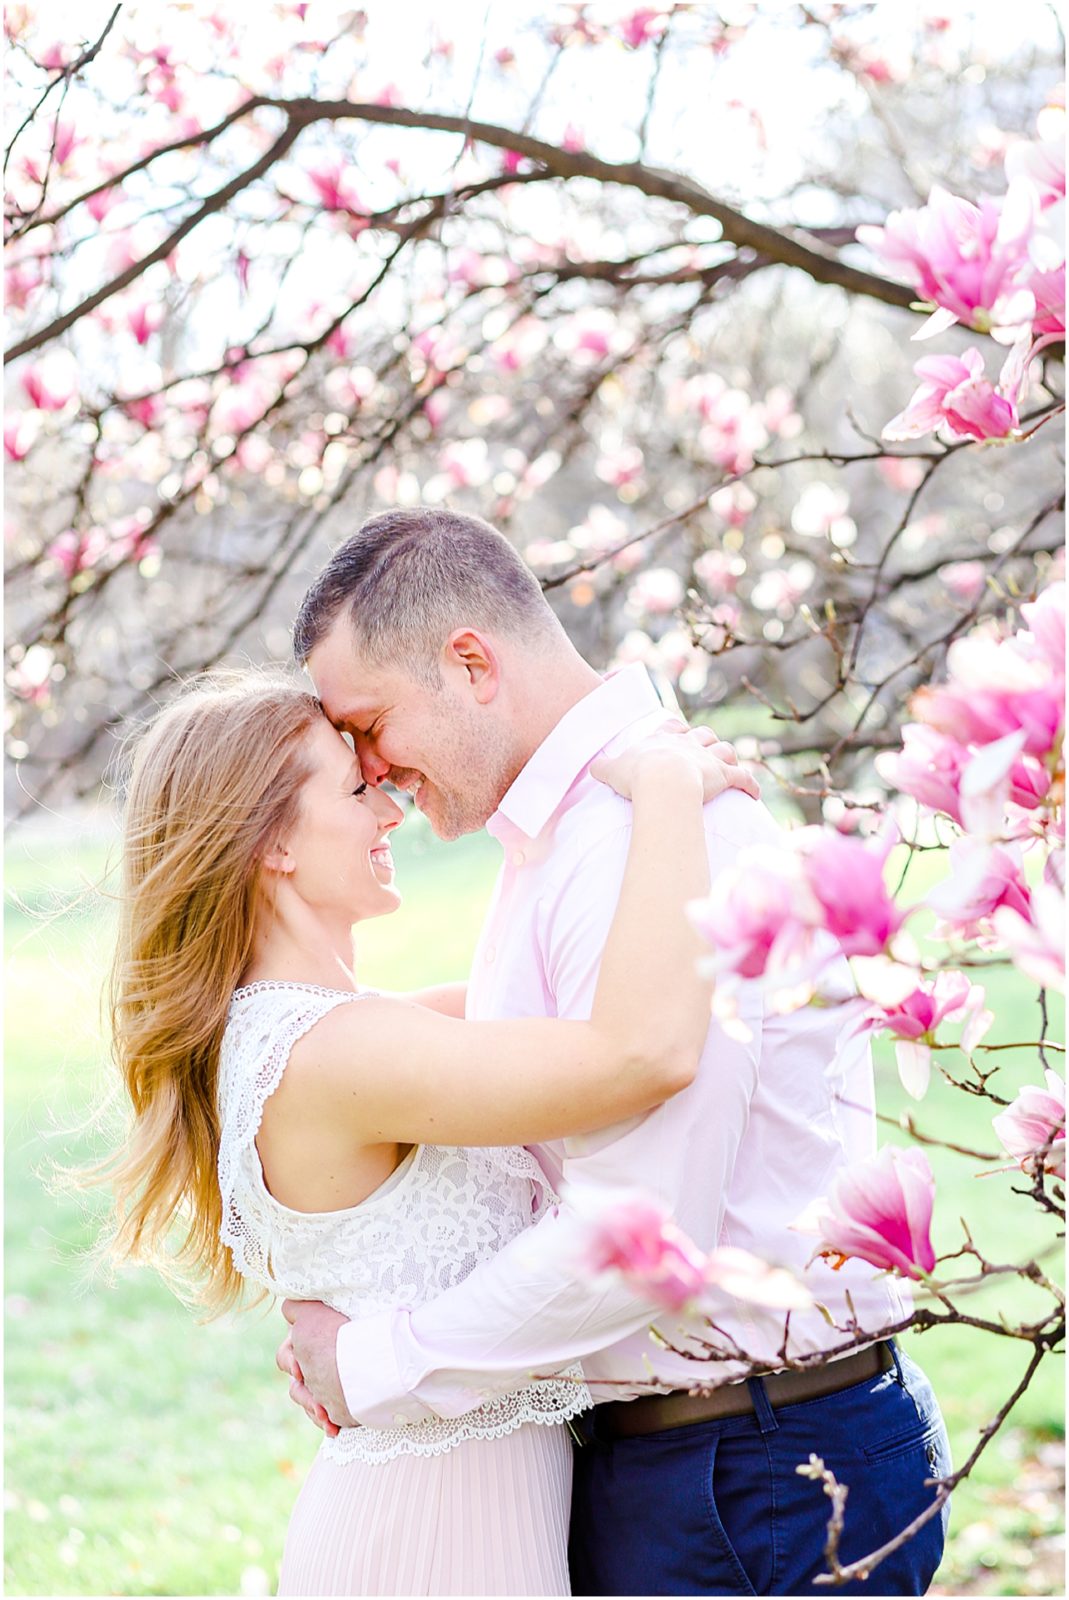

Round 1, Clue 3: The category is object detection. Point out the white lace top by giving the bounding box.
[217,981,589,1464]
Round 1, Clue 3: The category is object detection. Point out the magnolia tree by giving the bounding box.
[4,0,1065,1585]
[578,578,1064,1584]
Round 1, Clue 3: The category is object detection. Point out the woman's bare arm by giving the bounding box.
[284,739,755,1146]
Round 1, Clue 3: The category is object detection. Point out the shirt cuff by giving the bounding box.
[335,1309,437,1428]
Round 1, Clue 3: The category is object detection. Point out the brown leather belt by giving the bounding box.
[596,1342,895,1440]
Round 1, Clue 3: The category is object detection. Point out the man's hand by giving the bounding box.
[278,1300,358,1433]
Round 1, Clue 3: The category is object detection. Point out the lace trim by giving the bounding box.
[218,988,373,1284]
[231,979,370,999]
[320,1368,591,1465]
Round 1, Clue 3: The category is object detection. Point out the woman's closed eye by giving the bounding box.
[352,781,369,798]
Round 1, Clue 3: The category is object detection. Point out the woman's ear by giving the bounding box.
[261,841,297,875]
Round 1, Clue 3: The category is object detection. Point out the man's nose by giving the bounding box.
[353,733,390,785]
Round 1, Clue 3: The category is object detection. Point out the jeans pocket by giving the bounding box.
[862,1417,947,1465]
[707,1431,772,1596]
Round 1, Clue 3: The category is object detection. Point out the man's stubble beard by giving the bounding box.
[422,708,522,841]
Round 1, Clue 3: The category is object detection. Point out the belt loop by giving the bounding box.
[746,1375,779,1434]
[887,1339,906,1388]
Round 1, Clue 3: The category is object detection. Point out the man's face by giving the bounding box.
[306,619,515,840]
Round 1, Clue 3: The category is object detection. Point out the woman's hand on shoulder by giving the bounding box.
[591,724,760,803]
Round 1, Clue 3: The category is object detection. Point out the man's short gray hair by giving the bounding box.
[293,507,560,682]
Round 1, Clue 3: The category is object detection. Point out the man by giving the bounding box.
[279,506,950,1595]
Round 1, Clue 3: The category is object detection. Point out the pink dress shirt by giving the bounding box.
[336,664,912,1426]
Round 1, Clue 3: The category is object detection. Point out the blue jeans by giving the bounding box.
[569,1343,951,1595]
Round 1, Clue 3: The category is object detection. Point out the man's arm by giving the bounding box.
[287,804,764,1429]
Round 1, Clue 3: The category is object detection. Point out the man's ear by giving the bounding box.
[261,841,297,875]
[443,629,500,704]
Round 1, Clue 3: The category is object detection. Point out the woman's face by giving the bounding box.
[281,717,404,921]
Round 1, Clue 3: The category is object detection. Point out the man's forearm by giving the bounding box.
[335,1196,666,1425]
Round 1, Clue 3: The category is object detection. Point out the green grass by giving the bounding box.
[4,820,1063,1596]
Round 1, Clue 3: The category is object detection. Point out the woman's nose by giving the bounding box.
[371,786,405,829]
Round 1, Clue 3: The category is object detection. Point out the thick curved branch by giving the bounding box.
[269,98,917,312]
[7,94,915,368]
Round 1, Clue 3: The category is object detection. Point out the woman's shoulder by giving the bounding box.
[219,982,373,1104]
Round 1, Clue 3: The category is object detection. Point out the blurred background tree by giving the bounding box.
[5,0,1063,823]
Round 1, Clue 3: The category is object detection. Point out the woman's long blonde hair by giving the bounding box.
[100,674,322,1312]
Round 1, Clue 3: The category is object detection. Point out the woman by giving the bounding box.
[103,673,751,1596]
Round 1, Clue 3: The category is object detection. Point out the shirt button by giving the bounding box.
[485,946,496,964]
[393,1412,409,1426]
[512,849,526,865]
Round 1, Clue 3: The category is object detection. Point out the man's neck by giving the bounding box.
[510,652,603,770]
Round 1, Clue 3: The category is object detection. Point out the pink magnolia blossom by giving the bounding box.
[574,1188,812,1312]
[859,969,971,1041]
[693,549,738,595]
[596,443,645,489]
[4,413,38,461]
[627,567,684,615]
[877,455,926,492]
[692,379,769,475]
[1005,131,1065,209]
[940,560,986,603]
[85,185,121,223]
[760,384,803,437]
[853,970,992,1099]
[1028,260,1066,338]
[577,1190,710,1311]
[883,348,1018,443]
[435,438,490,490]
[688,848,824,1028]
[689,850,818,979]
[697,601,741,654]
[992,882,1066,993]
[5,258,44,311]
[751,562,814,617]
[1018,582,1066,677]
[21,352,76,412]
[307,159,365,220]
[127,302,163,345]
[877,722,1051,826]
[992,1071,1066,1180]
[708,482,756,527]
[51,119,81,168]
[47,527,109,578]
[326,322,355,360]
[857,183,1037,341]
[7,643,54,703]
[123,393,165,429]
[619,8,666,48]
[797,828,906,958]
[927,840,1032,942]
[790,481,856,543]
[233,435,274,474]
[38,42,73,70]
[913,630,1064,763]
[796,1145,938,1280]
[703,1247,814,1311]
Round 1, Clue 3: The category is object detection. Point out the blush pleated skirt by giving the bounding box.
[277,1419,573,1596]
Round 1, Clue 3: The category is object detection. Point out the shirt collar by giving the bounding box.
[488,663,665,843]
